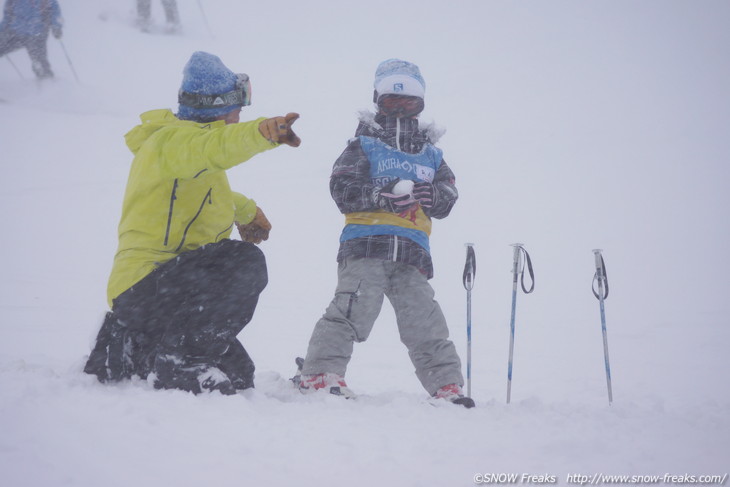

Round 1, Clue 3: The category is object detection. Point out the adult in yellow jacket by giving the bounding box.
[84,51,300,394]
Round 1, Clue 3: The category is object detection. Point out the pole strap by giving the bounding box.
[517,246,535,294]
[463,244,476,291]
[592,254,609,300]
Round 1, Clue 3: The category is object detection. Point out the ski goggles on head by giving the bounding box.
[377,94,424,118]
[178,73,251,109]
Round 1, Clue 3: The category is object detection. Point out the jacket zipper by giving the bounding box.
[393,235,399,262]
[215,225,233,242]
[174,188,213,252]
[163,178,179,247]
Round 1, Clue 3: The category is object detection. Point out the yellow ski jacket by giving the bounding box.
[107,109,276,306]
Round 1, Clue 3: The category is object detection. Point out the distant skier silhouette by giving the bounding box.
[135,0,180,34]
[0,0,63,79]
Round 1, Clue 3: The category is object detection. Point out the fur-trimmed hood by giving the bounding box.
[355,110,445,144]
[351,111,445,153]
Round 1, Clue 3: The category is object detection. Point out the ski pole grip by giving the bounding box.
[510,243,523,262]
[592,249,609,299]
[463,243,476,291]
[593,249,606,281]
[510,243,535,293]
[510,243,523,282]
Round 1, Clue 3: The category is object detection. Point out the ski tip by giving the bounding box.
[290,357,305,387]
[454,396,476,409]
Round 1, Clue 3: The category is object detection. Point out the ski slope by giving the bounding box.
[1,1,729,486]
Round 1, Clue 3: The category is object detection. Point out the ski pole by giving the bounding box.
[462,243,476,398]
[506,243,534,403]
[592,249,613,405]
[56,39,80,83]
[197,0,214,37]
[5,54,24,79]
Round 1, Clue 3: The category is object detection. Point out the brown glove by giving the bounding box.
[258,112,301,147]
[236,207,272,244]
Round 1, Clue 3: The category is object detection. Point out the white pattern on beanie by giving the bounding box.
[373,59,426,100]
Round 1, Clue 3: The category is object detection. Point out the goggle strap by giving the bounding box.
[178,73,251,109]
[178,90,243,108]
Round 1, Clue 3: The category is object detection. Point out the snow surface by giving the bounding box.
[1,1,729,486]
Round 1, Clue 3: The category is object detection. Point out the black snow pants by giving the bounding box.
[84,240,268,394]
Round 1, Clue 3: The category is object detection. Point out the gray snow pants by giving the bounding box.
[0,29,53,78]
[302,257,463,395]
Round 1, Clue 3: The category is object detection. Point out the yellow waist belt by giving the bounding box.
[345,209,432,236]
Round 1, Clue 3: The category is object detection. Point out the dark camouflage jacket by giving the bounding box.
[330,113,458,278]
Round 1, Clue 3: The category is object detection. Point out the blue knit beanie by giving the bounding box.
[178,52,241,121]
[373,59,426,101]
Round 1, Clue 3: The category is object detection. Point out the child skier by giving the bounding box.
[297,59,474,408]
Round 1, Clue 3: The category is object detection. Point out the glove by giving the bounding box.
[373,178,416,213]
[258,112,301,147]
[412,181,436,209]
[52,26,62,39]
[236,207,272,244]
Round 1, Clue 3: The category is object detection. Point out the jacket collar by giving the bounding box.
[355,112,428,153]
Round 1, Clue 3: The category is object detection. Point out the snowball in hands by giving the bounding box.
[392,179,414,196]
